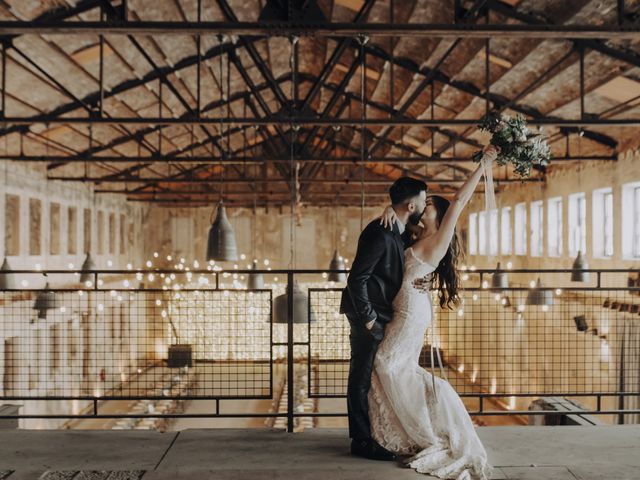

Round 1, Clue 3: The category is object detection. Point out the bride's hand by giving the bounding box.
[482,144,500,164]
[379,205,398,230]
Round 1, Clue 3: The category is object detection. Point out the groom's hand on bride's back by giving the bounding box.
[412,277,431,293]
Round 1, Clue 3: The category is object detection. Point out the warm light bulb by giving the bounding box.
[153,252,159,258]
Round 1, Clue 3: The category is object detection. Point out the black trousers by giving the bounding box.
[346,313,386,440]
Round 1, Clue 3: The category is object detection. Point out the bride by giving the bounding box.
[371,145,498,480]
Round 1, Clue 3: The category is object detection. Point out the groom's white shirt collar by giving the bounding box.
[395,218,406,235]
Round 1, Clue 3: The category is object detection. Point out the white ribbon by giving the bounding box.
[481,153,496,213]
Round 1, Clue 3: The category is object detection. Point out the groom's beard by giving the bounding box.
[408,209,424,225]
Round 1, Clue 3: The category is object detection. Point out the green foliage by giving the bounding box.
[472,111,551,177]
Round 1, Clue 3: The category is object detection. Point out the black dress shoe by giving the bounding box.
[351,438,397,461]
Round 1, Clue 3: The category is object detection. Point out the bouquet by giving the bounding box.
[472,111,551,177]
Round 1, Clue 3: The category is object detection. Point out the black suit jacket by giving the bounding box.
[340,219,413,326]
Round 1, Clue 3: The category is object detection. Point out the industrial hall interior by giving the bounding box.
[0,0,639,479]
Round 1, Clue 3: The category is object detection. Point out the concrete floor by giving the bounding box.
[0,426,639,479]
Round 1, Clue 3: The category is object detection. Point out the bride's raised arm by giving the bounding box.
[414,145,498,266]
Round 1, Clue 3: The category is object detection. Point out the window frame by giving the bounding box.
[568,192,587,257]
[530,200,544,257]
[514,202,527,256]
[500,207,512,256]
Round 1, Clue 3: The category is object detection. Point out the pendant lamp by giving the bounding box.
[526,278,553,306]
[206,201,238,262]
[273,282,314,324]
[571,250,590,282]
[33,282,58,319]
[247,260,265,290]
[0,258,15,290]
[328,250,347,283]
[491,262,509,289]
[79,252,96,285]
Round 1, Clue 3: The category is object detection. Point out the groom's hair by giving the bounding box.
[389,177,428,205]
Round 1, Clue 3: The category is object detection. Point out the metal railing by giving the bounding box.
[0,267,639,430]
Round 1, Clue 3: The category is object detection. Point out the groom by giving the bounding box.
[340,177,428,461]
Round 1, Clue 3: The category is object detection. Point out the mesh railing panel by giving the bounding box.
[308,285,640,399]
[0,289,272,400]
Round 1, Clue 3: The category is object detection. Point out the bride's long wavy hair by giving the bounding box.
[429,195,462,309]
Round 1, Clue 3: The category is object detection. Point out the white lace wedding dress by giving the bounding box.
[368,247,492,480]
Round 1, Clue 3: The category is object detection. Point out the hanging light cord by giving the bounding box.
[218,35,225,204]
[226,36,231,194]
[359,35,368,231]
[2,135,7,258]
[289,36,299,270]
